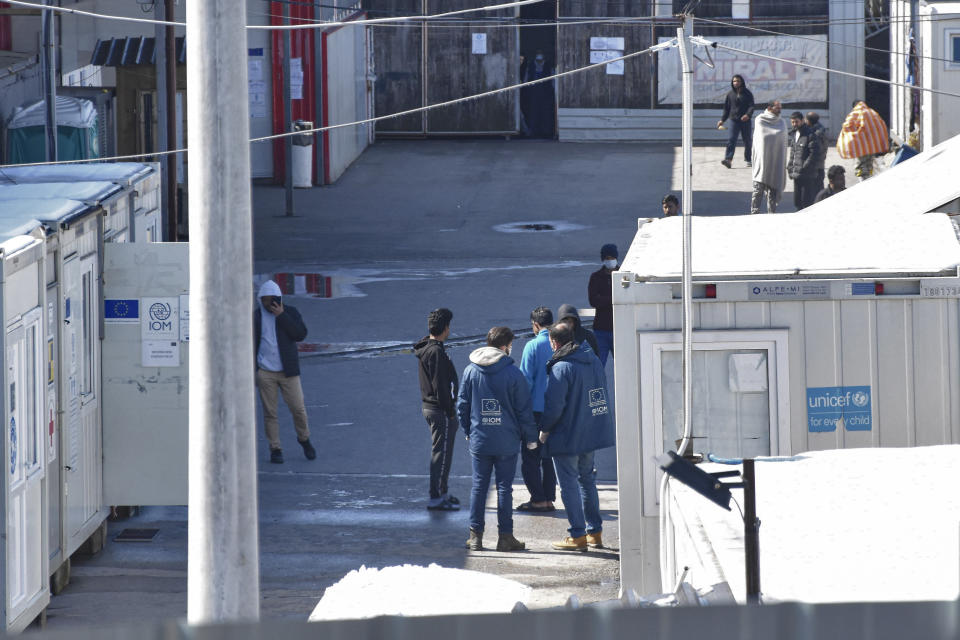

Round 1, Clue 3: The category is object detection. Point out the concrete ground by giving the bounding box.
[37,139,858,631]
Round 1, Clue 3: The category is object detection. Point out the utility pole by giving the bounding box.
[155,1,168,241]
[283,2,295,216]
[41,0,56,162]
[165,0,178,240]
[185,0,260,624]
[676,16,694,451]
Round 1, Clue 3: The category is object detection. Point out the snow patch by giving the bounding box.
[309,564,531,620]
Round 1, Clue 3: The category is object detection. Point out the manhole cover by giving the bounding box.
[518,223,556,231]
[493,220,588,234]
[114,528,159,543]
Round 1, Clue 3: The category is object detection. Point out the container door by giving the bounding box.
[6,308,46,624]
[102,242,189,505]
[61,253,103,554]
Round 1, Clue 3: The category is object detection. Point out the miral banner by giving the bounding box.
[657,35,827,105]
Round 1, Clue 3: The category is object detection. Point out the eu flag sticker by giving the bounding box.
[104,299,139,324]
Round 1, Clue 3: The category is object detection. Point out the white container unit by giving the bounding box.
[0,234,49,632]
[0,163,161,243]
[612,209,960,596]
[32,199,108,592]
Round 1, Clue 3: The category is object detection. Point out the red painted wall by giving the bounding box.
[270,1,317,184]
[0,3,12,51]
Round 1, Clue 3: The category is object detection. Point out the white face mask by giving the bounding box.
[603,259,618,270]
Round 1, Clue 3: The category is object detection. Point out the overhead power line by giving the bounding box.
[0,39,676,168]
[691,36,960,99]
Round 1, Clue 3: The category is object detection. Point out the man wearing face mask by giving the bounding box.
[588,243,618,368]
[254,279,316,464]
[522,49,555,138]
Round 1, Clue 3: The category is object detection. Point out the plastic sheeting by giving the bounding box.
[0,163,154,186]
[668,445,960,603]
[7,96,97,129]
[0,182,122,203]
[621,134,960,278]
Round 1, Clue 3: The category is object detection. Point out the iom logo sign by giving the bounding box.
[140,297,179,341]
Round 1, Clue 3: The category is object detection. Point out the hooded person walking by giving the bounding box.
[750,100,787,214]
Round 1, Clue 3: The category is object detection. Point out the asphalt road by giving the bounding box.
[40,139,859,630]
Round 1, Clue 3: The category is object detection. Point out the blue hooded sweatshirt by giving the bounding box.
[519,328,553,413]
[457,346,538,457]
[540,342,615,457]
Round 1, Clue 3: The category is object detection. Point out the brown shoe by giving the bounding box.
[586,532,603,548]
[551,535,588,551]
[496,533,525,552]
[466,529,483,551]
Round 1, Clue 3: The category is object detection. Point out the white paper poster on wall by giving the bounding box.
[290,57,304,100]
[591,36,624,50]
[248,48,267,118]
[472,33,487,55]
[657,34,828,104]
[142,341,180,368]
[590,49,624,75]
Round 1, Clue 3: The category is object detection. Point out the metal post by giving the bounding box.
[742,459,761,604]
[313,0,325,186]
[165,0,179,240]
[283,2,295,215]
[155,2,169,239]
[676,17,694,450]
[41,0,57,162]
[186,0,260,624]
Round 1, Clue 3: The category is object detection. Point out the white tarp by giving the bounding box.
[6,96,98,129]
[668,445,960,603]
[657,35,828,105]
[0,182,122,203]
[0,163,154,186]
[621,133,960,278]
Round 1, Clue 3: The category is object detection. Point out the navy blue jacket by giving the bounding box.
[254,305,307,377]
[541,343,615,457]
[457,347,538,457]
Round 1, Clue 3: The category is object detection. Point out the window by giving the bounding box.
[946,29,960,70]
[638,329,790,516]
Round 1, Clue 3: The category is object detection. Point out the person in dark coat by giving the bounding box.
[521,49,555,138]
[254,279,315,464]
[414,308,460,511]
[718,74,756,168]
[806,111,828,193]
[557,304,599,355]
[814,165,846,203]
[787,111,822,210]
[539,324,615,552]
[588,243,618,367]
[457,327,538,552]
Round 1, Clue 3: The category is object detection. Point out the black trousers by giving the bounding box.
[520,411,556,502]
[793,175,820,210]
[423,405,457,499]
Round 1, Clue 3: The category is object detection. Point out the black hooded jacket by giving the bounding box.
[720,77,756,123]
[414,337,459,417]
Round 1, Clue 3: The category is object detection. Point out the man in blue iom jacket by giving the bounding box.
[457,327,539,552]
[540,323,615,552]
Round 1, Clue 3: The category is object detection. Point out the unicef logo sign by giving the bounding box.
[851,390,869,408]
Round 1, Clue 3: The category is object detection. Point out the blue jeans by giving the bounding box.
[594,330,613,368]
[470,453,519,534]
[552,451,602,538]
[724,118,753,162]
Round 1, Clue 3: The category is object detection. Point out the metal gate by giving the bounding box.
[370,0,520,135]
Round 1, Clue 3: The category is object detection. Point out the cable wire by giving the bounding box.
[0,39,674,168]
[697,16,956,66]
[693,36,960,99]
